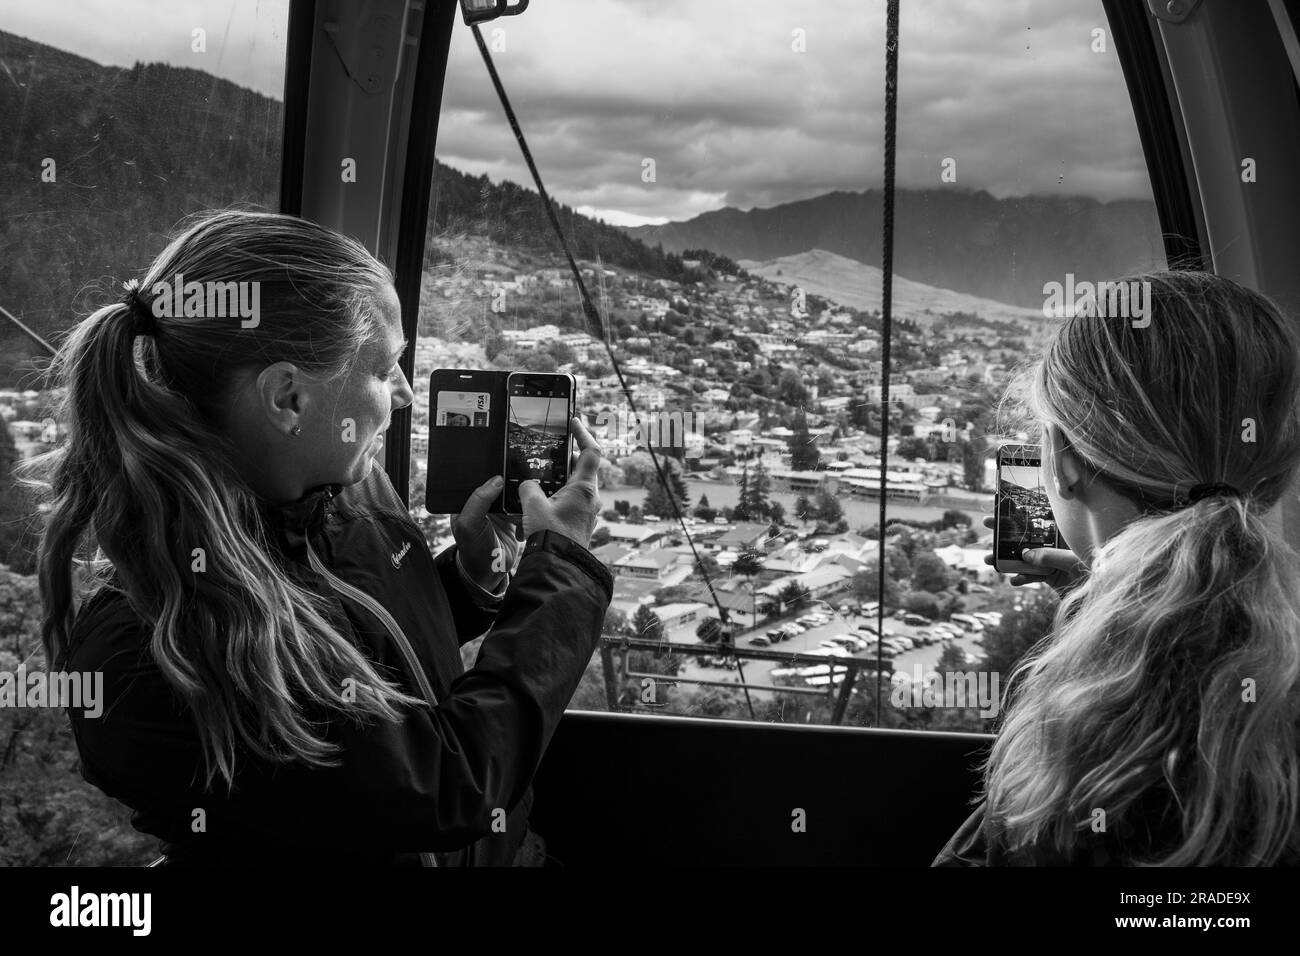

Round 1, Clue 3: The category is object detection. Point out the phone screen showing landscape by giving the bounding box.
[504,379,571,511]
[996,450,1061,560]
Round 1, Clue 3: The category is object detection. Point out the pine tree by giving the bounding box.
[745,460,771,521]
[789,407,820,471]
[733,461,752,521]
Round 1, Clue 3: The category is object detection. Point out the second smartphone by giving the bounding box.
[502,371,575,513]
[993,442,1063,575]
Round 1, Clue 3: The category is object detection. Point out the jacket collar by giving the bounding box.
[257,482,344,537]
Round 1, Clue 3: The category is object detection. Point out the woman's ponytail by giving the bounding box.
[984,271,1300,865]
[26,210,426,789]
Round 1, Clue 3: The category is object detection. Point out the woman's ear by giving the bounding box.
[255,361,306,435]
[1046,424,1085,500]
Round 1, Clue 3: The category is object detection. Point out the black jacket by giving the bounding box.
[63,466,613,866]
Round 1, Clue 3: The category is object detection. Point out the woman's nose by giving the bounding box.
[393,369,415,409]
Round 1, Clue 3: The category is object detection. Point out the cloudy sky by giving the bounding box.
[4,0,1155,225]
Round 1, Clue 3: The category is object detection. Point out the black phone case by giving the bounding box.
[425,369,510,515]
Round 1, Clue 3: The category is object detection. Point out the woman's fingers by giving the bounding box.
[568,416,603,486]
[456,475,504,528]
[1020,546,1084,574]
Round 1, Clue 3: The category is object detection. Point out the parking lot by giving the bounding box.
[670,603,998,700]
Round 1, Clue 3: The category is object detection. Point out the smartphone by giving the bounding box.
[994,442,1062,575]
[425,368,508,515]
[502,372,575,514]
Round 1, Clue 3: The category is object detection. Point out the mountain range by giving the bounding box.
[739,249,1043,325]
[627,188,1167,309]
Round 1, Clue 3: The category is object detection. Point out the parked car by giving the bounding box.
[766,629,787,642]
[892,636,915,651]
[748,635,770,647]
[786,623,807,634]
[903,613,932,627]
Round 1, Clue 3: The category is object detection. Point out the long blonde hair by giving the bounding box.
[986,271,1300,865]
[25,209,425,789]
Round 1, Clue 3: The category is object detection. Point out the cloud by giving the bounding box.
[11,0,1155,223]
[440,0,1154,220]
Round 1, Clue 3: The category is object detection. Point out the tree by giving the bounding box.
[632,604,665,643]
[912,553,955,593]
[732,549,766,580]
[693,552,721,580]
[693,494,717,522]
[618,451,657,488]
[940,509,971,530]
[793,494,812,528]
[732,462,752,521]
[778,581,810,613]
[811,488,846,532]
[900,590,941,619]
[643,457,689,518]
[590,527,612,548]
[962,439,987,491]
[742,460,772,522]
[696,617,723,644]
[981,589,1060,679]
[789,407,820,471]
[935,642,970,673]
[777,369,808,406]
[896,435,931,461]
[851,561,902,604]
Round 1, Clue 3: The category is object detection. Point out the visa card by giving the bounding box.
[435,390,490,427]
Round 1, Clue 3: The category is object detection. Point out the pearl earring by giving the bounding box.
[291,424,302,436]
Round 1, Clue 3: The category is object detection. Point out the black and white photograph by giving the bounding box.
[1,0,1298,937]
[505,393,569,487]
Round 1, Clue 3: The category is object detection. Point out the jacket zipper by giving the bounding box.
[301,499,443,867]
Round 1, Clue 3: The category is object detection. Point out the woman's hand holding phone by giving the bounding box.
[982,516,1087,598]
[518,416,602,549]
[453,477,524,589]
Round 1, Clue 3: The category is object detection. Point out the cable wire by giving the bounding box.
[471,23,757,719]
[876,0,901,727]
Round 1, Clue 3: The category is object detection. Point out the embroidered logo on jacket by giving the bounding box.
[391,541,412,569]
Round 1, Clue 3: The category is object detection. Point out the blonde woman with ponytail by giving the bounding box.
[935,271,1300,866]
[28,209,612,866]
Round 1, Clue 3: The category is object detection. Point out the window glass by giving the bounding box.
[0,0,290,864]
[414,0,1167,730]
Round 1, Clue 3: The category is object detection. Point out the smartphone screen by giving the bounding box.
[503,373,574,513]
[995,443,1061,574]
